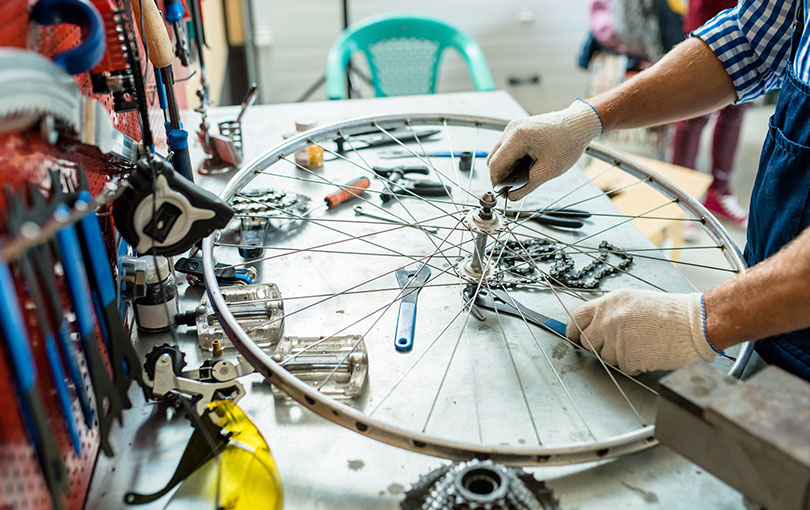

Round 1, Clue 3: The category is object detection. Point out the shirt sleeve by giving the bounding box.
[693,0,797,103]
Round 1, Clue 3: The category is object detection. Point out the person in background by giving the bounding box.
[671,0,750,226]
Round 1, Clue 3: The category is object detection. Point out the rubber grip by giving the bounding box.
[324,177,370,209]
[31,0,106,74]
[394,301,416,352]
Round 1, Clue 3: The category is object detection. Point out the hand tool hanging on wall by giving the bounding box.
[30,0,106,75]
[372,165,451,203]
[5,189,83,455]
[130,0,194,181]
[55,203,125,457]
[20,187,96,431]
[0,49,140,162]
[163,0,191,66]
[114,156,234,255]
[393,265,431,352]
[0,242,69,509]
[65,170,142,405]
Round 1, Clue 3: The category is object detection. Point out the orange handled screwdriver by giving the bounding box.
[324,177,371,209]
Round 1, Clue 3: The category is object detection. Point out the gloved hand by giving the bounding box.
[565,289,719,374]
[488,99,603,201]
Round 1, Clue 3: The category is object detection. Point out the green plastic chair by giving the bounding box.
[325,13,495,100]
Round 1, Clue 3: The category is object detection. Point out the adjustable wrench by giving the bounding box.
[394,265,431,351]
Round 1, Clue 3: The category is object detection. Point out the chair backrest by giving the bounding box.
[326,13,495,100]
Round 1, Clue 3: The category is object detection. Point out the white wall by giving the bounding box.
[250,0,591,114]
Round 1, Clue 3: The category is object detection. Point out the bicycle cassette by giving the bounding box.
[401,459,559,510]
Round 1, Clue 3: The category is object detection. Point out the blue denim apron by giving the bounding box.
[744,5,810,380]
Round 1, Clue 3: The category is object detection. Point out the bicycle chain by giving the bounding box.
[488,239,633,290]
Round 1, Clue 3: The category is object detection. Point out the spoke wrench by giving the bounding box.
[394,265,431,351]
[464,285,567,337]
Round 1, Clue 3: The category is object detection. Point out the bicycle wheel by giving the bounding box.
[201,113,750,466]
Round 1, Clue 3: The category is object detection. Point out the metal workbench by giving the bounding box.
[86,92,746,509]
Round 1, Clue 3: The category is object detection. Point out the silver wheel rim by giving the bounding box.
[202,113,751,466]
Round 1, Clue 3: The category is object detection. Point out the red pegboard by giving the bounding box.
[0,0,176,508]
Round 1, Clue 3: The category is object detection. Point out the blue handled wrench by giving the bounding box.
[0,241,68,509]
[394,265,431,351]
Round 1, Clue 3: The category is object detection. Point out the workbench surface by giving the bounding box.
[86,91,745,509]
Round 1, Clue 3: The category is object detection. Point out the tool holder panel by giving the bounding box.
[0,1,170,508]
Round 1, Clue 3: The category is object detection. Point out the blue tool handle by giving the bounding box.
[168,132,194,182]
[31,0,105,74]
[395,301,417,352]
[0,253,36,391]
[541,318,568,337]
[76,192,116,307]
[164,0,185,23]
[154,67,170,110]
[54,205,95,339]
[433,151,488,158]
[44,333,81,454]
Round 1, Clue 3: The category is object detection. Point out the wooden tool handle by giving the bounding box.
[324,177,371,209]
[129,0,173,68]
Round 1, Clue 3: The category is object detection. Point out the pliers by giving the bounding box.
[502,207,591,230]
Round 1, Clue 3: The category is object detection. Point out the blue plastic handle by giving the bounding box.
[432,151,488,158]
[54,205,95,339]
[0,247,36,391]
[395,301,417,352]
[44,333,81,454]
[541,318,568,337]
[76,192,116,307]
[31,0,106,75]
[164,0,185,23]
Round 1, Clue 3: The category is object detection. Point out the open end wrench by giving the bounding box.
[0,241,68,509]
[394,265,431,351]
[353,205,439,234]
[55,204,123,457]
[465,285,567,337]
[75,189,141,407]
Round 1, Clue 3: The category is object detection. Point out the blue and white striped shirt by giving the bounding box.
[694,0,809,102]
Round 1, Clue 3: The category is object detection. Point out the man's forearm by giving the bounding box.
[587,37,737,133]
[706,226,810,350]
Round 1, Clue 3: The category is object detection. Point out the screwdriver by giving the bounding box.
[130,0,194,182]
[305,177,371,217]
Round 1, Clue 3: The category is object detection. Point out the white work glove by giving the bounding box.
[488,99,603,201]
[565,290,720,375]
